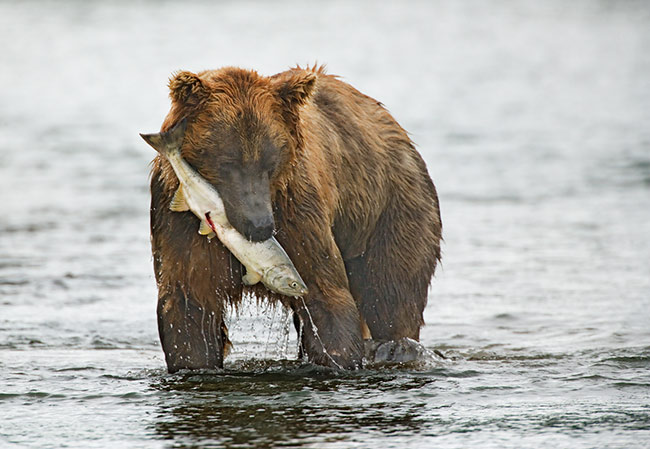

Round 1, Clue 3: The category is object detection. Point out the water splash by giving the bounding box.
[279,306,292,356]
[200,306,209,363]
[262,302,278,359]
[224,294,298,363]
[300,297,344,370]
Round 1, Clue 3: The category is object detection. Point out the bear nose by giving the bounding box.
[245,216,274,242]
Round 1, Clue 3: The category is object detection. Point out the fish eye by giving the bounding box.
[290,282,298,289]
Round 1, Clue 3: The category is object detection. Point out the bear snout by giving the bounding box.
[243,215,275,242]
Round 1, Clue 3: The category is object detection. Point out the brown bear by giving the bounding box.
[148,65,442,372]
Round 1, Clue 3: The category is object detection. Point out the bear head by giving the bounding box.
[159,67,317,242]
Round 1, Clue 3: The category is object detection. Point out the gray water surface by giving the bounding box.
[1,1,650,448]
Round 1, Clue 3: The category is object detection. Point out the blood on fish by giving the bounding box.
[205,212,217,232]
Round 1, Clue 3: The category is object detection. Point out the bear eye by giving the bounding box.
[261,141,279,173]
[262,155,277,174]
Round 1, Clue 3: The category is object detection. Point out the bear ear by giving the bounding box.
[168,71,208,107]
[273,71,317,109]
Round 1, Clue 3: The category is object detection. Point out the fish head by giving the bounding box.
[265,265,309,297]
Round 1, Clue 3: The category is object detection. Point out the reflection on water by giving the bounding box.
[1,0,650,448]
[152,364,441,449]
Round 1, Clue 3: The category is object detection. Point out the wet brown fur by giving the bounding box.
[149,65,442,372]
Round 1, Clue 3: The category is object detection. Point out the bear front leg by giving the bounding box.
[275,219,364,369]
[151,163,242,373]
[294,283,364,369]
[156,285,228,372]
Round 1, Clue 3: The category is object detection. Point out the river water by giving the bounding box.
[1,1,649,448]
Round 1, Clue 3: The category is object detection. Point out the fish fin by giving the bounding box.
[206,231,216,240]
[169,186,189,212]
[140,118,187,155]
[198,220,214,235]
[242,270,261,286]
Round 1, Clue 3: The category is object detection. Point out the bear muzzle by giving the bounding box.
[243,214,275,242]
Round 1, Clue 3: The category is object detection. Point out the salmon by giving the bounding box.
[140,119,308,297]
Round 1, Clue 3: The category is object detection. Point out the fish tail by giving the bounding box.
[139,118,187,157]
